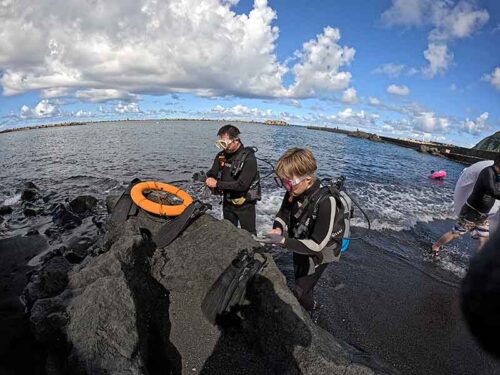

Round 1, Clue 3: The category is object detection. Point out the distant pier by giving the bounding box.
[307,126,498,165]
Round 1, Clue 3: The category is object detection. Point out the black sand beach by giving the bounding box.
[313,220,500,375]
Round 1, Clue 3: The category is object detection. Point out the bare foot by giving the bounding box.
[431,244,441,254]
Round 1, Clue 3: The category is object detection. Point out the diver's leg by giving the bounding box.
[236,203,256,234]
[432,231,461,252]
[474,220,490,251]
[293,254,327,311]
[222,203,239,227]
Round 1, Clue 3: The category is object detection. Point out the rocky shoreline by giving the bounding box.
[0,184,397,374]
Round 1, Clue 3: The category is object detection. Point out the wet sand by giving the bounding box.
[314,220,500,375]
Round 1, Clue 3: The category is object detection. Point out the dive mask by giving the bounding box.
[215,138,234,150]
[274,175,309,191]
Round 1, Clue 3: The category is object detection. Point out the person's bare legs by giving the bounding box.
[432,231,461,253]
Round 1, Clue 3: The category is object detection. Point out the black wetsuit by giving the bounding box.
[207,145,258,234]
[273,179,338,311]
[466,166,500,214]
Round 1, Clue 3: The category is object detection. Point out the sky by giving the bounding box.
[0,0,499,147]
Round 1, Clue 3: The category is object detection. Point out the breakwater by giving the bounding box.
[307,126,498,165]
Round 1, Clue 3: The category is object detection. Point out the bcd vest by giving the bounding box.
[291,183,353,263]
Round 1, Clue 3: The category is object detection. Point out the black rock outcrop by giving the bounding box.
[25,200,399,374]
[69,196,98,214]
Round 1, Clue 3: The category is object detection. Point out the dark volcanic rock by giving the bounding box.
[0,235,48,373]
[52,204,82,230]
[24,182,39,190]
[23,207,39,217]
[0,205,13,215]
[24,203,398,375]
[69,195,98,214]
[21,189,40,202]
[24,256,72,308]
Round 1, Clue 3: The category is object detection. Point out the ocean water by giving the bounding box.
[0,120,468,274]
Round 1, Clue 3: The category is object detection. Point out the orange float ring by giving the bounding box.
[130,181,193,217]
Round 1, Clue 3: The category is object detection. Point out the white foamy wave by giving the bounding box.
[350,182,455,232]
[2,192,21,206]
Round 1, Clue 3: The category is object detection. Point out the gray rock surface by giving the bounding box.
[25,203,399,374]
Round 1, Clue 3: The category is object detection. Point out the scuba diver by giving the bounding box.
[258,148,352,311]
[432,154,500,254]
[205,125,261,234]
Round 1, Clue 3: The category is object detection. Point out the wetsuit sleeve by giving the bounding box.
[284,196,336,255]
[216,154,257,192]
[206,154,221,178]
[273,192,291,233]
[486,168,500,199]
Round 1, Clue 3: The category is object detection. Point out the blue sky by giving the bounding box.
[0,0,499,147]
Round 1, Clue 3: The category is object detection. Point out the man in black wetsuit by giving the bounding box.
[261,148,341,311]
[205,125,260,234]
[432,154,500,253]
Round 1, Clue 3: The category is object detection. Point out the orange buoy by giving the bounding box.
[130,181,193,217]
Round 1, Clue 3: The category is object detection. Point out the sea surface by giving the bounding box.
[0,120,469,274]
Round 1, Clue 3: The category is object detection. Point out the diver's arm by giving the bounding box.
[272,192,291,233]
[206,154,221,178]
[284,196,336,255]
[216,156,257,192]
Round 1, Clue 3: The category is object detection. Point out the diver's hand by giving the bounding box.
[205,177,217,189]
[255,233,285,245]
[267,228,282,236]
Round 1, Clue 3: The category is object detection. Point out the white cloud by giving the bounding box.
[373,63,405,77]
[462,112,490,135]
[317,107,379,129]
[412,112,450,133]
[75,110,92,117]
[428,2,489,42]
[41,87,69,98]
[387,84,410,96]
[0,1,355,102]
[482,67,500,90]
[211,104,273,118]
[382,1,489,77]
[342,87,358,104]
[20,100,60,119]
[422,43,453,78]
[114,102,140,114]
[368,96,381,106]
[286,26,355,97]
[76,89,139,103]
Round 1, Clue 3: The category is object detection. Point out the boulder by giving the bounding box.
[0,205,13,215]
[21,189,40,202]
[69,195,98,214]
[52,204,82,230]
[24,204,398,374]
[24,256,72,308]
[23,208,38,217]
[24,182,39,190]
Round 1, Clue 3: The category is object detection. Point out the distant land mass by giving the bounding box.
[473,131,500,152]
